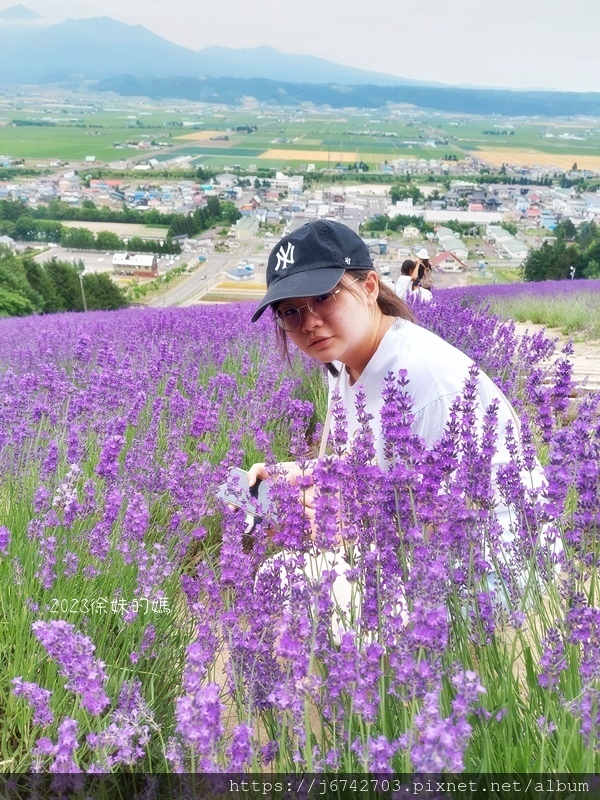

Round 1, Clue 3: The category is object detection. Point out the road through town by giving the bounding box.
[148,242,266,307]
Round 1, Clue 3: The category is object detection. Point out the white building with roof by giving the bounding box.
[502,239,528,261]
[234,216,259,240]
[112,253,158,277]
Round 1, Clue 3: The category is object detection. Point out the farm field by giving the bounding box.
[474,149,600,170]
[1,282,600,775]
[177,130,230,141]
[0,126,150,162]
[3,92,600,170]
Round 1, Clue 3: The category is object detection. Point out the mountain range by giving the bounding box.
[94,74,600,117]
[0,8,438,86]
[0,2,38,19]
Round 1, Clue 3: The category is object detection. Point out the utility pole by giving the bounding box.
[75,263,88,312]
[78,272,88,312]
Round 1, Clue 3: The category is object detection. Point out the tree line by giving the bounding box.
[0,199,177,226]
[361,214,434,235]
[522,220,600,281]
[390,185,424,204]
[0,197,240,251]
[0,248,128,317]
[167,196,240,238]
[0,216,181,255]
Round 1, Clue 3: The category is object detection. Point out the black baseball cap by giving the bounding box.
[251,219,373,322]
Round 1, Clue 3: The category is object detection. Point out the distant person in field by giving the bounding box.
[415,247,433,290]
[394,259,415,301]
[410,261,433,302]
[395,259,432,303]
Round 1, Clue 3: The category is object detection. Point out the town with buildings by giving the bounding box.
[2,148,600,301]
[0,167,597,237]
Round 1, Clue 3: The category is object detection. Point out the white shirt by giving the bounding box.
[394,275,412,301]
[412,286,433,303]
[328,318,546,542]
[395,278,433,304]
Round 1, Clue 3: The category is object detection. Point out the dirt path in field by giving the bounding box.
[61,220,168,238]
[513,322,600,393]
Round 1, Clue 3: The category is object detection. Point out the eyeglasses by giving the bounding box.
[274,278,360,332]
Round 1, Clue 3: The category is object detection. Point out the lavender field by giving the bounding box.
[450,279,600,338]
[0,288,599,775]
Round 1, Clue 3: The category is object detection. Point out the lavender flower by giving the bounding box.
[411,692,465,772]
[175,682,224,770]
[32,717,81,774]
[165,737,186,773]
[52,717,81,773]
[538,628,568,690]
[365,735,397,773]
[11,678,53,726]
[3,285,600,773]
[227,723,253,771]
[0,525,10,555]
[411,671,485,773]
[87,679,154,768]
[32,620,110,715]
[35,534,57,590]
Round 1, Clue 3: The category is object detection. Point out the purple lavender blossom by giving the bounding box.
[11,678,54,726]
[165,737,185,773]
[3,286,600,773]
[87,678,154,768]
[62,550,79,579]
[35,534,57,590]
[411,692,465,772]
[538,628,568,690]
[135,544,175,601]
[312,456,345,551]
[32,620,110,715]
[322,633,384,724]
[411,671,485,773]
[260,740,279,766]
[0,525,10,555]
[175,682,224,770]
[32,717,82,774]
[365,735,397,773]
[227,723,253,771]
[52,717,81,773]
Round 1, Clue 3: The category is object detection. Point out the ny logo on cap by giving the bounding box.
[274,242,295,272]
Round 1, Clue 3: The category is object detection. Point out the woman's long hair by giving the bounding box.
[273,269,415,376]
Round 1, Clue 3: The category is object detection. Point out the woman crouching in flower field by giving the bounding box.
[246,221,556,628]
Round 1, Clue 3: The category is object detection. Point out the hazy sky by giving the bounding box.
[11,0,600,92]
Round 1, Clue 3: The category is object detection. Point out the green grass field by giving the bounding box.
[489,292,600,338]
[2,99,600,168]
[0,126,157,161]
[467,269,523,286]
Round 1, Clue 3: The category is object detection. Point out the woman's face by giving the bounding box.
[282,272,380,369]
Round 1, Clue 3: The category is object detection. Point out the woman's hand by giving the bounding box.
[247,460,314,488]
[247,461,316,540]
[300,484,316,529]
[247,462,271,488]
